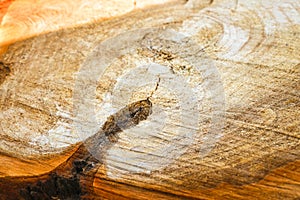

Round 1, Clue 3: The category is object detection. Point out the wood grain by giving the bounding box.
[0,0,178,53]
[0,0,299,199]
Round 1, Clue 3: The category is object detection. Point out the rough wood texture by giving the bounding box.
[0,0,299,199]
[0,0,175,53]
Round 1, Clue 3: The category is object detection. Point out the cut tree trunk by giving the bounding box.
[0,0,299,199]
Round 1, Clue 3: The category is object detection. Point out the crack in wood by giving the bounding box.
[149,76,161,99]
[1,99,153,199]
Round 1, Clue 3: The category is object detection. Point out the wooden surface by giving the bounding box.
[0,0,174,53]
[0,0,299,199]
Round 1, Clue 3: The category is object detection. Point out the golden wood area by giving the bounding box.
[0,0,299,199]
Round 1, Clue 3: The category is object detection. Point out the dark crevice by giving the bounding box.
[0,99,153,199]
[0,61,11,85]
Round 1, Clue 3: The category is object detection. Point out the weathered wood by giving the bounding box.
[0,0,177,49]
[0,99,152,199]
[0,0,299,199]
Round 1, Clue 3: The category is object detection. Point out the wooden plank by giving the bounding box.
[0,0,299,199]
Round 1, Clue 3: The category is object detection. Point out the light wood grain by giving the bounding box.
[0,0,299,199]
